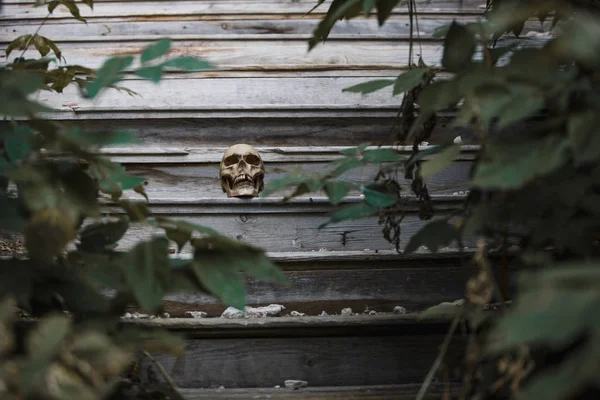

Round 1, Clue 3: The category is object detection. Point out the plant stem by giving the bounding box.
[142,350,180,393]
[416,314,460,400]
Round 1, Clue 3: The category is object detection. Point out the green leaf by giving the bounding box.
[342,79,394,94]
[442,22,476,72]
[393,68,429,96]
[84,55,134,99]
[568,111,600,165]
[419,144,460,179]
[261,172,311,197]
[419,300,464,320]
[156,218,219,252]
[376,0,400,26]
[319,202,379,228]
[135,65,163,83]
[5,35,33,58]
[309,0,363,50]
[162,56,213,71]
[404,219,458,254]
[192,235,288,309]
[141,38,171,64]
[339,142,370,156]
[121,237,171,312]
[328,156,363,177]
[67,127,139,147]
[363,0,375,16]
[362,148,403,163]
[79,217,129,252]
[119,200,150,222]
[27,314,71,361]
[472,135,570,189]
[496,84,545,128]
[418,79,462,112]
[362,183,397,207]
[324,180,354,205]
[0,194,26,232]
[4,125,35,163]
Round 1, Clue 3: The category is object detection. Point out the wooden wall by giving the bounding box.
[1,0,531,313]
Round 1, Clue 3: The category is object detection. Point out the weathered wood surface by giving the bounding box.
[1,1,487,21]
[0,15,550,42]
[111,203,468,253]
[179,384,458,400]
[139,315,466,388]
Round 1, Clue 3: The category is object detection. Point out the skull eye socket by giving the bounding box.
[245,154,261,166]
[223,154,240,167]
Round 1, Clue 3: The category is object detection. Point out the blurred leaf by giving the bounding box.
[59,165,100,217]
[363,183,397,207]
[135,65,163,83]
[393,68,429,96]
[404,219,458,253]
[362,148,403,163]
[442,22,476,72]
[496,84,545,128]
[133,183,149,201]
[0,194,26,232]
[324,180,354,205]
[339,142,370,156]
[79,217,129,252]
[418,79,462,112]
[472,135,570,189]
[192,235,288,309]
[33,35,62,59]
[4,125,35,163]
[27,314,71,361]
[5,34,33,58]
[83,56,134,99]
[162,56,213,71]
[419,300,464,319]
[568,111,600,165]
[67,127,139,147]
[342,79,394,94]
[120,237,171,312]
[319,202,379,228]
[376,0,400,26]
[119,200,150,222]
[141,38,171,64]
[26,206,78,261]
[155,218,219,252]
[488,263,600,352]
[419,144,460,179]
[309,0,363,50]
[363,0,374,16]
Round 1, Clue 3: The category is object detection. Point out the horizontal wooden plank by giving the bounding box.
[2,38,544,73]
[18,115,498,145]
[158,265,478,317]
[110,206,469,253]
[114,161,471,202]
[179,384,457,400]
[0,15,551,42]
[140,332,465,388]
[2,1,487,21]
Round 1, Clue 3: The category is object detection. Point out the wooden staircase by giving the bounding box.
[0,0,521,397]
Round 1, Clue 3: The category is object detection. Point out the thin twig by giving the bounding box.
[475,239,506,305]
[416,314,461,400]
[19,12,51,60]
[142,350,180,393]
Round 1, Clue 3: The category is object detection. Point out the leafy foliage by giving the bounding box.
[1,9,284,400]
[271,1,600,399]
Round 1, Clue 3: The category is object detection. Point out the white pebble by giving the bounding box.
[453,136,463,144]
[274,385,280,389]
[319,311,329,316]
[221,306,245,319]
[341,308,353,316]
[185,311,208,319]
[285,380,308,389]
[369,310,377,315]
[161,312,170,318]
[289,311,305,317]
[246,304,285,318]
[393,306,407,314]
[123,312,133,319]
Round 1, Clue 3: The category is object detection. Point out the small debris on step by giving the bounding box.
[221,307,245,319]
[274,385,280,389]
[318,311,329,317]
[285,380,308,390]
[289,311,305,317]
[122,312,133,319]
[453,135,463,144]
[185,311,208,319]
[393,306,407,314]
[369,310,377,315]
[246,304,285,317]
[161,312,170,318]
[341,308,353,316]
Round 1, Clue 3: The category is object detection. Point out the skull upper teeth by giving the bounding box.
[233,174,253,185]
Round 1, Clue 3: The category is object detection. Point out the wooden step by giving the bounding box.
[179,384,459,399]
[130,314,466,389]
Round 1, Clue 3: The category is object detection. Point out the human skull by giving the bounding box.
[219,144,265,198]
